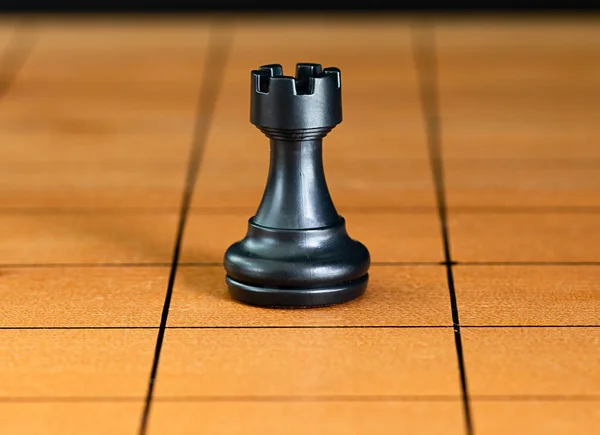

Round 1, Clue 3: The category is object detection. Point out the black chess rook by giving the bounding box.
[223,63,370,308]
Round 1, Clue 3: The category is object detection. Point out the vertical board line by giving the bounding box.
[0,21,36,100]
[138,22,233,435]
[410,22,474,435]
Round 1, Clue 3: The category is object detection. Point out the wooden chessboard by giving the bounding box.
[1,14,598,435]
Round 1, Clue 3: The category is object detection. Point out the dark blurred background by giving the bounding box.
[0,2,594,13]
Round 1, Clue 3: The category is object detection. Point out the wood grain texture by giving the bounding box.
[155,328,460,397]
[17,18,213,83]
[0,267,168,327]
[462,328,600,396]
[455,266,600,326]
[0,403,144,435]
[437,19,600,209]
[472,402,600,435]
[0,21,18,51]
[148,402,466,435]
[0,330,156,397]
[449,213,600,262]
[168,265,452,327]
[0,214,178,264]
[0,14,599,435]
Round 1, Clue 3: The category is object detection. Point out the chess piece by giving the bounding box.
[224,63,370,308]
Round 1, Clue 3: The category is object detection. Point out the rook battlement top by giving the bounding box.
[250,63,342,131]
[252,63,341,96]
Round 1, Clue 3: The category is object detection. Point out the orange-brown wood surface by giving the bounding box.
[0,14,599,435]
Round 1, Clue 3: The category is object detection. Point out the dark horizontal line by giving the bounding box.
[0,207,181,215]
[0,205,599,215]
[0,262,219,268]
[444,159,600,168]
[461,325,600,329]
[456,261,600,266]
[0,262,174,268]
[372,261,444,266]
[2,324,597,331]
[0,326,159,330]
[0,206,438,215]
[3,6,600,13]
[1,157,599,166]
[2,261,599,269]
[0,261,442,269]
[470,395,600,402]
[448,207,600,214]
[0,325,451,330]
[0,396,147,403]
[167,324,451,329]
[0,162,187,170]
[1,394,598,404]
[155,394,600,403]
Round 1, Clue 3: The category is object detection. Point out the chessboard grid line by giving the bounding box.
[8,69,600,92]
[0,261,443,268]
[412,23,474,435]
[137,23,232,435]
[1,261,599,268]
[1,394,598,404]
[1,325,598,330]
[1,158,598,165]
[0,22,36,99]
[1,206,600,215]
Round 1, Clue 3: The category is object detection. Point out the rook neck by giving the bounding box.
[253,138,340,230]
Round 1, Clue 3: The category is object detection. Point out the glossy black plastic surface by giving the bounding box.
[250,63,342,131]
[224,63,370,308]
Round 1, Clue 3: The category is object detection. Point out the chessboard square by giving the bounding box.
[155,328,459,397]
[0,214,178,264]
[437,21,600,124]
[437,36,600,91]
[449,213,600,262]
[442,124,600,160]
[1,267,169,327]
[439,21,600,162]
[0,402,144,435]
[0,188,182,209]
[0,137,188,208]
[181,212,444,263]
[445,160,600,207]
[0,105,198,136]
[169,265,451,327]
[330,127,429,161]
[435,19,600,62]
[438,86,600,124]
[463,328,600,396]
[7,79,202,114]
[455,266,600,326]
[148,401,465,435]
[18,18,211,83]
[0,330,156,397]
[472,401,600,435]
[0,132,192,165]
[230,16,414,48]
[0,20,16,47]
[0,79,202,134]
